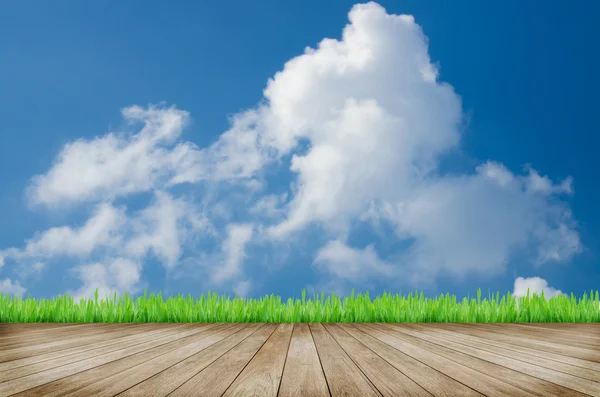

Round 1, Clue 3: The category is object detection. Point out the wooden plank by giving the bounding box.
[57,324,259,397]
[428,324,600,372]
[309,323,381,397]
[221,323,294,397]
[0,323,89,340]
[510,323,600,341]
[0,323,172,373]
[411,323,600,374]
[388,323,598,396]
[158,324,277,397]
[0,324,162,362]
[479,323,600,349]
[361,324,537,397]
[0,323,118,349]
[114,323,270,397]
[3,323,236,397]
[324,323,431,397]
[341,324,484,397]
[278,323,330,397]
[436,323,600,362]
[0,323,200,381]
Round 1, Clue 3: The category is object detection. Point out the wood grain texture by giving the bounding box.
[384,323,596,396]
[361,324,538,397]
[5,323,234,397]
[309,323,381,397]
[340,323,484,397]
[324,323,431,396]
[278,323,330,397]
[0,322,596,397]
[62,324,246,397]
[436,323,600,362]
[120,323,271,397]
[403,323,600,382]
[0,323,176,379]
[221,323,294,397]
[479,323,600,349]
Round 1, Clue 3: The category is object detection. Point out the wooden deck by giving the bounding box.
[0,323,598,397]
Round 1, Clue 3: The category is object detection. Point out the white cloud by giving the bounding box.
[512,276,562,300]
[368,162,581,285]
[27,105,191,207]
[211,224,254,284]
[2,203,125,261]
[126,191,205,270]
[314,239,394,282]
[249,193,288,219]
[0,278,26,297]
[233,280,251,298]
[66,258,142,302]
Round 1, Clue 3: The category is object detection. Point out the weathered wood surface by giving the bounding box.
[0,322,597,397]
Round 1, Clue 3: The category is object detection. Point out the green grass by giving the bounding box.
[0,288,598,323]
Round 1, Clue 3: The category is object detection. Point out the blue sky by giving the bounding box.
[0,0,598,302]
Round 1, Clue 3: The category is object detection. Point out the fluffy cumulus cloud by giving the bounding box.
[314,240,394,283]
[0,278,26,298]
[512,276,562,300]
[27,105,192,207]
[0,2,583,299]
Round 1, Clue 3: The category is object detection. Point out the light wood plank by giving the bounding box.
[324,323,431,397]
[342,324,484,397]
[411,323,600,377]
[0,324,163,363]
[221,323,294,397]
[361,324,537,397]
[388,324,598,396]
[52,323,247,397]
[426,323,600,372]
[0,323,197,381]
[3,323,236,397]
[437,323,600,362]
[479,323,600,349]
[0,323,90,341]
[0,323,118,350]
[114,323,269,397]
[160,324,277,397]
[309,323,381,397]
[278,323,330,397]
[509,323,600,341]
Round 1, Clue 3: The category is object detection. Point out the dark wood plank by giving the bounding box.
[278,323,330,397]
[4,323,237,397]
[437,323,600,362]
[116,323,271,397]
[361,324,538,397]
[221,323,294,397]
[387,324,598,396]
[0,323,197,381]
[342,324,484,397]
[309,323,381,397]
[324,323,431,397]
